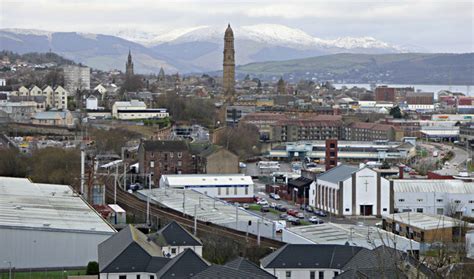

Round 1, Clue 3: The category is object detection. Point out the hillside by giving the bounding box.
[236,53,474,85]
[0,50,76,66]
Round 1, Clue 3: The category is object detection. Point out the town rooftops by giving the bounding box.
[224,257,276,278]
[382,212,473,231]
[155,248,209,279]
[142,140,189,152]
[317,164,359,184]
[192,258,276,279]
[149,220,202,247]
[260,244,363,269]
[0,176,116,234]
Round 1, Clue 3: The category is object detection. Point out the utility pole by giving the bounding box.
[121,147,126,190]
[146,174,151,226]
[80,145,85,198]
[194,204,198,235]
[182,191,186,216]
[257,219,261,246]
[114,164,118,204]
[235,206,239,230]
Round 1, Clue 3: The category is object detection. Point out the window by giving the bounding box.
[150,161,155,168]
[383,208,387,212]
[171,248,177,254]
[234,186,237,195]
[285,271,291,279]
[310,271,315,279]
[416,208,423,213]
[177,152,182,158]
[218,187,222,195]
[345,208,349,212]
[469,200,474,204]
[319,271,324,279]
[245,187,248,195]
[177,161,182,167]
[170,152,174,158]
[436,199,443,203]
[398,199,405,202]
[417,199,423,202]
[119,276,126,279]
[437,208,444,215]
[226,187,229,195]
[137,275,141,279]
[454,200,461,204]
[334,271,339,277]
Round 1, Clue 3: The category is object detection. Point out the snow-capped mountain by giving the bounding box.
[1,25,410,73]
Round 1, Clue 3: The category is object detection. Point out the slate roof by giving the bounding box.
[288,177,313,188]
[142,140,189,152]
[260,244,363,269]
[317,165,359,184]
[191,264,275,279]
[149,221,202,247]
[225,257,276,278]
[98,225,165,273]
[156,249,209,279]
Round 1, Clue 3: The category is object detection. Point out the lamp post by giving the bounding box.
[4,261,12,279]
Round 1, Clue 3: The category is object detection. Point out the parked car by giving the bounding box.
[309,216,324,224]
[314,210,327,217]
[305,206,314,213]
[296,212,305,219]
[270,202,277,208]
[239,162,247,168]
[257,199,269,205]
[287,217,301,225]
[242,203,250,209]
[279,213,288,219]
[269,193,281,200]
[260,205,270,212]
[275,204,287,212]
[287,209,299,217]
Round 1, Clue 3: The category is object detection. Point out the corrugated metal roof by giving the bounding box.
[317,165,359,184]
[162,174,253,187]
[382,212,472,230]
[394,179,474,194]
[0,176,115,233]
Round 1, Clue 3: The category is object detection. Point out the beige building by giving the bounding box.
[31,111,75,128]
[197,146,239,174]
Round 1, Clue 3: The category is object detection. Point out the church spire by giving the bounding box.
[126,49,134,77]
[223,23,235,97]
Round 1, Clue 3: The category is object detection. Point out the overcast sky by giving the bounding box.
[1,0,473,52]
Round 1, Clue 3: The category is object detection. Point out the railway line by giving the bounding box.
[104,182,284,249]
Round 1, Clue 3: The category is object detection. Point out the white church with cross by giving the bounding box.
[309,165,392,217]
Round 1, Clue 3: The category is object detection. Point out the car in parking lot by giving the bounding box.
[279,213,288,219]
[275,204,287,212]
[269,193,281,200]
[287,209,299,217]
[257,199,269,206]
[314,210,327,217]
[260,205,270,212]
[286,216,301,225]
[309,216,324,224]
[296,212,305,219]
[270,202,277,208]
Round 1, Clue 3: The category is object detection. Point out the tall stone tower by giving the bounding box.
[125,50,134,77]
[223,24,235,96]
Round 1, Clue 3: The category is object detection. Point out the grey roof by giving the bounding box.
[317,165,358,184]
[33,111,69,120]
[98,225,165,273]
[192,264,275,279]
[336,268,406,279]
[149,221,202,247]
[156,248,209,279]
[225,257,276,278]
[142,140,189,152]
[260,244,364,269]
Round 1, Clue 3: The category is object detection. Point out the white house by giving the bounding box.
[112,99,169,120]
[311,165,391,217]
[393,179,474,217]
[86,95,98,110]
[159,174,254,202]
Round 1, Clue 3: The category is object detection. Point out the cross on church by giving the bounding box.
[364,180,369,192]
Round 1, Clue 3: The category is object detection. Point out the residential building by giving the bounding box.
[405,92,434,111]
[194,145,239,174]
[344,122,403,141]
[272,115,343,142]
[375,86,396,102]
[159,174,254,202]
[14,84,69,110]
[31,110,75,128]
[149,221,203,258]
[226,105,256,126]
[63,65,91,93]
[310,165,391,217]
[86,95,99,110]
[0,177,116,270]
[98,224,209,279]
[0,101,40,122]
[138,140,195,185]
[192,257,276,279]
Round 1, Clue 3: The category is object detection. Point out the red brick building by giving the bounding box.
[375,86,396,102]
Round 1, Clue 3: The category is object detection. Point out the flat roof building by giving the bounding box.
[0,177,116,270]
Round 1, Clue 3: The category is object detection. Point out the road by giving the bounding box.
[418,141,470,171]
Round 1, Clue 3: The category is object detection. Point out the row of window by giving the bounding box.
[285,270,339,279]
[217,186,249,196]
[398,199,473,203]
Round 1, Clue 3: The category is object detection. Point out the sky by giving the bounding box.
[1,0,473,52]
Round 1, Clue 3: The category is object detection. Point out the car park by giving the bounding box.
[257,199,269,205]
[287,209,299,217]
[279,213,288,219]
[296,212,305,219]
[275,204,287,212]
[269,193,281,200]
[260,205,270,212]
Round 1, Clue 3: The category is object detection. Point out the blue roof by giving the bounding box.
[317,165,359,184]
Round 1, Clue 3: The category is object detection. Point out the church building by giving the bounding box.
[223,24,235,96]
[310,165,392,217]
[125,50,134,77]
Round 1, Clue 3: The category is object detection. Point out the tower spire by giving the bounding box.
[223,23,235,97]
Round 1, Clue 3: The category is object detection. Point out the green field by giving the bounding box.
[0,269,86,279]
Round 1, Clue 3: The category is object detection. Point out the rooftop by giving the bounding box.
[317,164,359,184]
[161,174,253,187]
[393,179,474,194]
[0,177,116,233]
[382,212,472,230]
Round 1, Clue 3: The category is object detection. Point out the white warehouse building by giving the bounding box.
[0,177,116,270]
[159,174,254,202]
[393,179,474,217]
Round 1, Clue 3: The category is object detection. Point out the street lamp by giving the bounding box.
[3,261,12,279]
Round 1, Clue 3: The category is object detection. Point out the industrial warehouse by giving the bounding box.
[0,177,116,270]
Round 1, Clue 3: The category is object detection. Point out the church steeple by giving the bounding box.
[126,49,134,77]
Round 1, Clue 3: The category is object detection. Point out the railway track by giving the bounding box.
[105,183,283,249]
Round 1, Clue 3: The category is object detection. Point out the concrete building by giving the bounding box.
[344,122,403,141]
[112,100,168,120]
[63,65,91,93]
[159,174,254,202]
[405,92,434,112]
[195,146,239,174]
[0,101,37,122]
[31,110,75,128]
[393,179,474,217]
[310,165,391,217]
[0,177,115,270]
